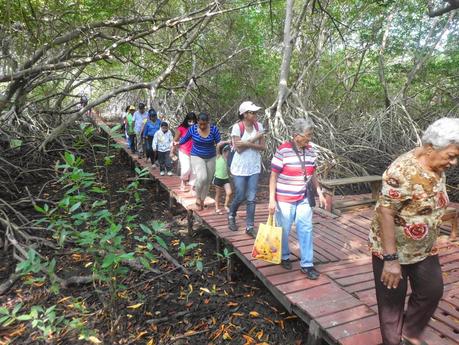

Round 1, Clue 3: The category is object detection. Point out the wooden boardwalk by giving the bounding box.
[98,119,459,345]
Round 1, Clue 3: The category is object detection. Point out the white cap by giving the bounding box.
[238,101,262,115]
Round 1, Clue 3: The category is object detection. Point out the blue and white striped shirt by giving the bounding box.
[179,124,221,159]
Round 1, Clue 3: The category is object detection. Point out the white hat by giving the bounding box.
[238,101,262,115]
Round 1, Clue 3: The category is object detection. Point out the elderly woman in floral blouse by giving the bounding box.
[369,118,459,345]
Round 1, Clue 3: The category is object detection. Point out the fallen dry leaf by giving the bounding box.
[127,303,143,309]
[87,336,102,344]
[249,311,260,318]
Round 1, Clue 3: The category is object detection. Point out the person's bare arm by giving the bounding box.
[171,129,181,155]
[268,171,279,215]
[215,140,230,157]
[234,133,266,152]
[378,206,402,289]
[311,173,327,209]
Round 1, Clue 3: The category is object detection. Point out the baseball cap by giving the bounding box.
[238,101,261,115]
[138,102,145,108]
[128,105,135,111]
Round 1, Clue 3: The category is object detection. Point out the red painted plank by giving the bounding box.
[343,280,375,294]
[335,272,374,287]
[316,256,371,273]
[428,317,459,343]
[274,276,329,295]
[289,283,351,310]
[302,297,363,319]
[423,326,458,345]
[339,328,382,345]
[316,305,375,329]
[326,264,373,279]
[327,315,380,340]
[267,270,330,288]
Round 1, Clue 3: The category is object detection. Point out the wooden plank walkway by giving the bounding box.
[96,118,459,345]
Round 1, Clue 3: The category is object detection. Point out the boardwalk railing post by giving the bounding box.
[168,192,176,214]
[226,255,233,282]
[187,210,194,236]
[216,237,222,268]
[306,320,322,345]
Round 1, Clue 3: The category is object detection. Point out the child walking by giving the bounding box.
[213,142,232,214]
[153,122,174,176]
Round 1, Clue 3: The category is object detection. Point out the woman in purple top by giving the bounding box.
[177,112,221,210]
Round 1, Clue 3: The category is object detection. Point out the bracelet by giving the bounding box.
[382,253,399,261]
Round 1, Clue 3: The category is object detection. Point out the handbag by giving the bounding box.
[251,215,282,264]
[290,141,316,207]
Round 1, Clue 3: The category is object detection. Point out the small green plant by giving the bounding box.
[0,303,24,327]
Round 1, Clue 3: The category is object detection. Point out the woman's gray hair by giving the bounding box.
[421,117,459,149]
[292,117,315,135]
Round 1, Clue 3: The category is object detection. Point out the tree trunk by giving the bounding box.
[271,0,295,137]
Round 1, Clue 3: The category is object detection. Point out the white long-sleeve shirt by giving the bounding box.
[153,129,173,152]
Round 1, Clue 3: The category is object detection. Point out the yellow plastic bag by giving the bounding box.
[251,215,282,264]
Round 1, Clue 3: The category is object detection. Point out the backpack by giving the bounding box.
[227,121,260,170]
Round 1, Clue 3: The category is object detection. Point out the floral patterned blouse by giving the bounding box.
[369,150,448,265]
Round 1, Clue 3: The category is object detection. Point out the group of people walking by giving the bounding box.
[122,102,459,345]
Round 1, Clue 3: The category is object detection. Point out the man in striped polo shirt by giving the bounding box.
[268,118,327,280]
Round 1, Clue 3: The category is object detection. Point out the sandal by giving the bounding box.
[215,209,224,215]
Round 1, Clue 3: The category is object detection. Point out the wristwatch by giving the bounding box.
[382,253,399,261]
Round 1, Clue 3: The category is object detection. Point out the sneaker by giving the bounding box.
[301,267,320,280]
[228,216,237,231]
[245,226,256,238]
[160,171,165,176]
[281,259,292,270]
[167,171,173,176]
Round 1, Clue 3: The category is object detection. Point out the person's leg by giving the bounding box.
[158,151,166,172]
[372,255,409,345]
[294,199,314,268]
[245,173,260,229]
[223,183,232,212]
[190,156,206,207]
[275,201,295,263]
[214,183,222,212]
[132,134,137,153]
[145,136,153,162]
[228,175,247,231]
[128,134,133,151]
[179,150,191,182]
[229,175,247,218]
[402,255,443,342]
[201,156,215,201]
[135,131,141,153]
[164,151,172,172]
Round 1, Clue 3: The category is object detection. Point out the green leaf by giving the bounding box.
[12,303,22,315]
[195,260,203,272]
[69,202,82,213]
[0,316,11,325]
[155,235,168,250]
[139,257,150,269]
[33,204,45,213]
[139,224,152,235]
[102,253,117,268]
[17,314,33,321]
[0,307,9,315]
[10,139,22,149]
[118,252,134,261]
